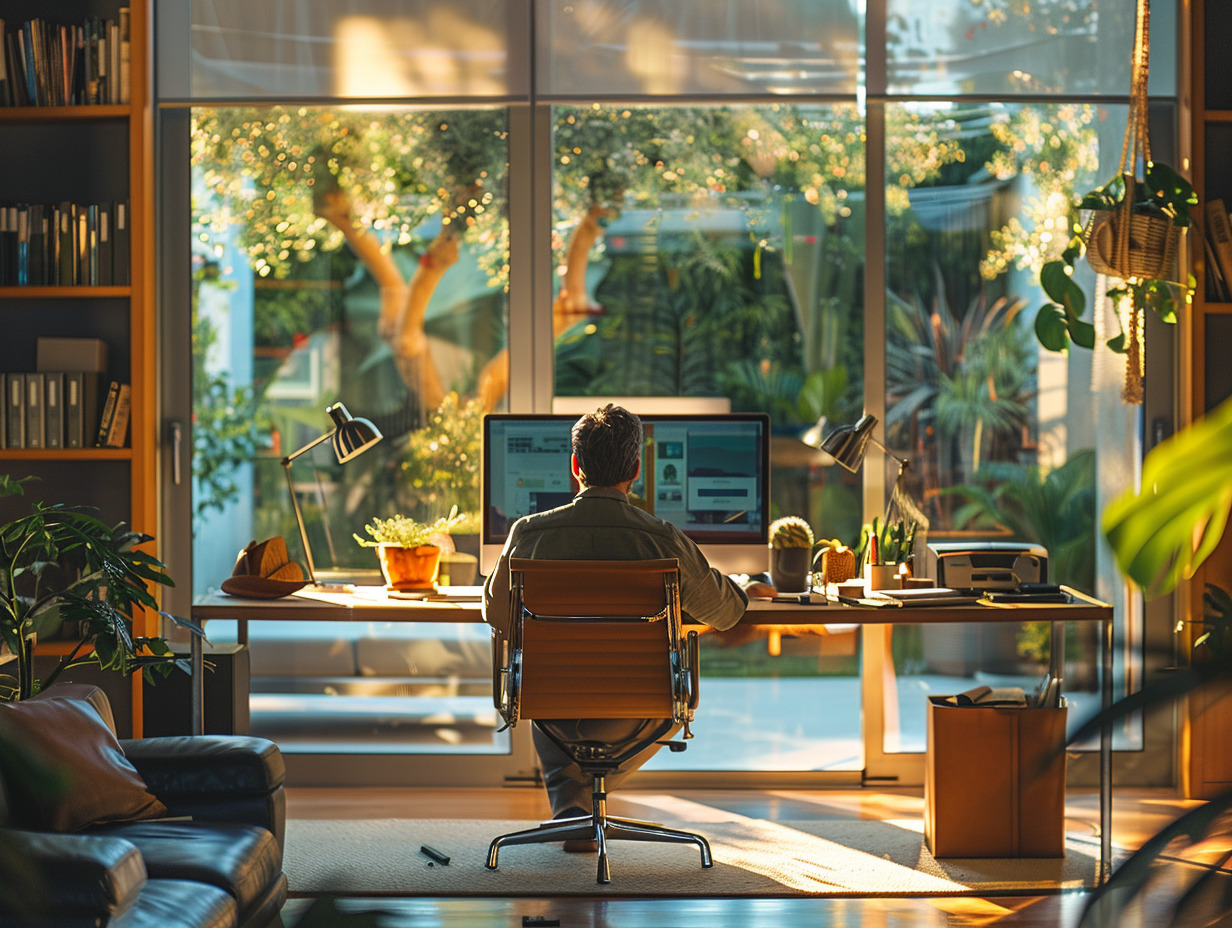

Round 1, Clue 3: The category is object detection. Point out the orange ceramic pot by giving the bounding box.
[377,543,441,591]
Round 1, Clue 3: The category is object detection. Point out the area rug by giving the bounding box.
[284,814,1107,897]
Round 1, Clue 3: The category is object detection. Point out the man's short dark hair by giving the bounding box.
[571,404,643,488]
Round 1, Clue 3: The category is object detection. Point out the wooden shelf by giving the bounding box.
[0,2,156,737]
[0,105,130,123]
[0,448,131,461]
[0,286,131,299]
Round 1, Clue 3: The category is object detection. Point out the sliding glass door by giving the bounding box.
[158,0,1176,786]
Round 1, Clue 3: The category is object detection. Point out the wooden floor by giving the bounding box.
[279,785,1232,927]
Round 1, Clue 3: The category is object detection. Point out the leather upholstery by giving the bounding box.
[0,686,287,928]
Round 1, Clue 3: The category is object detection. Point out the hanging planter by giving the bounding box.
[1034,0,1196,404]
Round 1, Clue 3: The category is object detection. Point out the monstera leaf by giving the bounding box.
[1103,395,1232,598]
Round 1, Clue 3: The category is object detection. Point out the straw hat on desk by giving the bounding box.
[221,537,308,598]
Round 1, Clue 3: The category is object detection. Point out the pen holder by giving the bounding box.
[864,564,900,591]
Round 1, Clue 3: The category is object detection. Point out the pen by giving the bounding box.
[420,844,450,865]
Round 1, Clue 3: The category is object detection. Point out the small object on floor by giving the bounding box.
[419,844,450,865]
[563,838,598,853]
[523,917,561,927]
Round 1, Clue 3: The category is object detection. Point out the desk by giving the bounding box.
[192,585,1114,882]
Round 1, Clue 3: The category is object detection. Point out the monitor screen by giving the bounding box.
[481,412,771,577]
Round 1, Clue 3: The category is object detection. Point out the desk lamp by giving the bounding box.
[804,412,929,535]
[282,402,383,587]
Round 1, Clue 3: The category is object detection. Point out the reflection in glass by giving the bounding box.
[191,105,507,592]
[880,100,1144,753]
[885,0,1176,97]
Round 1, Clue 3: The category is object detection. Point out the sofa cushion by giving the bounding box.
[0,695,167,832]
[0,829,147,923]
[96,820,283,926]
[110,879,238,928]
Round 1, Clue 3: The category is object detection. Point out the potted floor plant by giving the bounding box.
[0,476,198,703]
[353,508,468,592]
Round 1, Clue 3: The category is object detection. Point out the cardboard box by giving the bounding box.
[924,696,1067,857]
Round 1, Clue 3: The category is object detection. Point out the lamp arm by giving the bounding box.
[283,458,317,585]
[867,435,909,469]
[282,429,336,466]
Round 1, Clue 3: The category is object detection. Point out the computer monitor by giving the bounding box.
[481,412,771,577]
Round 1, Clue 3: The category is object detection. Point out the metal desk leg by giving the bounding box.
[1098,614,1113,886]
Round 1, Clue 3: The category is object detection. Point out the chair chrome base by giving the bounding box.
[485,779,713,884]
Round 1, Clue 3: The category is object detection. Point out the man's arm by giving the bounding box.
[481,528,517,638]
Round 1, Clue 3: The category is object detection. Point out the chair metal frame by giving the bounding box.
[485,557,711,884]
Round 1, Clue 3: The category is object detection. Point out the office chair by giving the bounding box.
[485,557,712,884]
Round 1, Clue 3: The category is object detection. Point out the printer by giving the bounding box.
[923,541,1048,591]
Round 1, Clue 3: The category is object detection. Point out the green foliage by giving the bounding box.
[0,494,198,702]
[353,509,468,549]
[399,392,485,521]
[856,517,918,567]
[192,264,270,528]
[1035,163,1197,355]
[945,449,1096,592]
[1103,395,1232,598]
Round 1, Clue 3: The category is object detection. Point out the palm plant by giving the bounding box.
[886,266,1034,500]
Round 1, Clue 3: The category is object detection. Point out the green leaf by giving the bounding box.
[1035,305,1071,353]
[1103,396,1232,597]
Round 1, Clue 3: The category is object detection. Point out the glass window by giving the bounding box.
[538,1,860,97]
[190,104,507,753]
[885,0,1177,97]
[182,0,523,99]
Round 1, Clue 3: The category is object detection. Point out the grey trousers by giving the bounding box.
[532,719,682,817]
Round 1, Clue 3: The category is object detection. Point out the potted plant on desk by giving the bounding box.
[0,476,199,703]
[353,507,468,592]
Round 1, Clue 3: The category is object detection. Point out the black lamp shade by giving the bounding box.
[327,402,383,462]
[819,413,878,473]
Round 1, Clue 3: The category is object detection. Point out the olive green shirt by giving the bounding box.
[482,486,748,636]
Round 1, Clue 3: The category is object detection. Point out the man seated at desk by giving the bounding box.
[483,404,774,845]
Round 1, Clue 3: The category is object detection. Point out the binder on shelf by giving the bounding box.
[56,202,74,286]
[1205,199,1232,292]
[97,205,112,286]
[112,200,129,285]
[103,382,131,448]
[43,372,63,450]
[5,373,24,449]
[1204,233,1229,302]
[24,372,44,449]
[63,371,101,450]
[95,379,119,447]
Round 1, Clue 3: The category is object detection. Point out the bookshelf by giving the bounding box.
[0,1,155,737]
[1183,0,1232,799]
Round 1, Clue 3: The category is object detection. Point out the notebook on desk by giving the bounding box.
[865,587,982,607]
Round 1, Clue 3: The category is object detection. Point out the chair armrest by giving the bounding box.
[120,736,286,850]
[0,829,146,925]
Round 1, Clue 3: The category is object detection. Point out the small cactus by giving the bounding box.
[769,515,815,549]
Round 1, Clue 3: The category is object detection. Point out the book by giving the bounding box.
[112,200,129,285]
[63,370,102,449]
[1204,233,1228,301]
[56,201,74,285]
[97,204,112,285]
[43,371,63,449]
[23,372,44,449]
[103,382,131,447]
[118,8,130,105]
[94,379,121,446]
[1205,199,1232,292]
[5,372,24,449]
